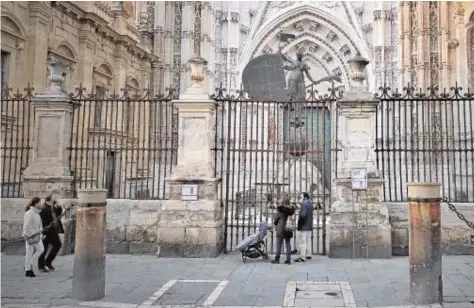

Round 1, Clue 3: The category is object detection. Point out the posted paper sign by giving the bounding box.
[181,184,198,201]
[351,168,367,190]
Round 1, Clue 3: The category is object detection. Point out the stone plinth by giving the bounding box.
[329,54,391,258]
[330,177,392,258]
[159,56,224,258]
[23,59,79,199]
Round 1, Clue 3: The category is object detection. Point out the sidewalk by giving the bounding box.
[1,254,473,308]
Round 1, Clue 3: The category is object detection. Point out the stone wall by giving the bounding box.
[2,198,473,255]
[388,202,474,255]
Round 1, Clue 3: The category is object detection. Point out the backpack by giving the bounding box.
[285,215,296,232]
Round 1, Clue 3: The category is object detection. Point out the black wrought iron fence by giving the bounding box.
[211,85,341,254]
[1,85,35,197]
[375,84,474,202]
[68,86,178,199]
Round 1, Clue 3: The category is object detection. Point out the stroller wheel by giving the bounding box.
[263,253,269,261]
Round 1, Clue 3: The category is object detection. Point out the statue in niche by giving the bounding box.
[279,45,317,101]
[278,32,342,101]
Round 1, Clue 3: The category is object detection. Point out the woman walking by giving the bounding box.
[271,197,296,265]
[22,197,45,277]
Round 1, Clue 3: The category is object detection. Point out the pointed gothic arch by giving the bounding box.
[238,3,374,91]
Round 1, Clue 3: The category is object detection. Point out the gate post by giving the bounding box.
[407,182,443,305]
[72,189,107,301]
[329,54,392,258]
[23,57,79,199]
[159,56,223,257]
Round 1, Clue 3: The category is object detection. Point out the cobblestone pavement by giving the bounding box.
[1,254,473,308]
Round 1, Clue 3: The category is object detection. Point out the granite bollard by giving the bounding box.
[407,182,443,305]
[72,189,107,301]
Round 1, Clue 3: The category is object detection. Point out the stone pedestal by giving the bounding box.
[72,189,107,301]
[23,58,78,199]
[159,56,224,258]
[329,54,392,258]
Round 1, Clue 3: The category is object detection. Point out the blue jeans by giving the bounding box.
[275,237,291,261]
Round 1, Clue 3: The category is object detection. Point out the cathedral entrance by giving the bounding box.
[211,86,340,255]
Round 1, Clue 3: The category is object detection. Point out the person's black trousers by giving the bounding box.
[38,233,62,269]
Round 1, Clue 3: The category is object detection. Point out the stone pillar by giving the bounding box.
[407,182,443,305]
[23,57,79,199]
[72,189,107,301]
[329,54,392,258]
[159,56,223,258]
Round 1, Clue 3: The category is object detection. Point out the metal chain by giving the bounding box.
[443,197,474,229]
[1,202,77,249]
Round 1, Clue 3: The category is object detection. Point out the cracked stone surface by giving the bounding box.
[1,254,474,308]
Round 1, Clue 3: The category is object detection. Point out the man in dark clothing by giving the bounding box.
[38,195,64,272]
[295,192,313,262]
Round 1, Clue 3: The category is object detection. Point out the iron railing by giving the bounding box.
[375,84,474,202]
[1,85,35,198]
[211,85,342,254]
[68,86,178,199]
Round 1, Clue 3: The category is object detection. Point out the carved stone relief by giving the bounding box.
[322,52,333,63]
[294,21,304,32]
[326,30,337,41]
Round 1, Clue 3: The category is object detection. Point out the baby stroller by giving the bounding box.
[235,221,271,263]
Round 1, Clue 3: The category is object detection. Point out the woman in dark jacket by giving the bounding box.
[271,197,296,264]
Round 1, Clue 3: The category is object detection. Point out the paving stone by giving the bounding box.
[294,297,346,306]
[2,254,474,307]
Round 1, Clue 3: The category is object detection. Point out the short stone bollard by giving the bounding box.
[72,189,108,301]
[407,182,443,305]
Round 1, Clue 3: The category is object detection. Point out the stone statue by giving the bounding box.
[279,45,342,101]
[279,46,318,101]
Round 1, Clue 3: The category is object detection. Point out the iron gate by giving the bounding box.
[212,86,341,255]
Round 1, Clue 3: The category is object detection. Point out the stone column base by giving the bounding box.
[329,178,392,258]
[329,220,392,258]
[23,175,74,199]
[157,196,224,258]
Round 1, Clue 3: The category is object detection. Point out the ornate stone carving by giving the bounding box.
[373,10,382,20]
[262,45,273,54]
[173,2,182,94]
[362,23,373,33]
[326,30,337,41]
[333,67,342,76]
[187,56,207,89]
[295,43,305,53]
[231,12,239,23]
[194,2,202,55]
[340,44,351,56]
[347,53,369,88]
[309,21,320,32]
[322,52,333,63]
[293,21,304,32]
[308,43,318,53]
[46,55,68,93]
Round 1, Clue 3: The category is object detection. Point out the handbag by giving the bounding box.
[26,235,40,245]
[285,215,296,232]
